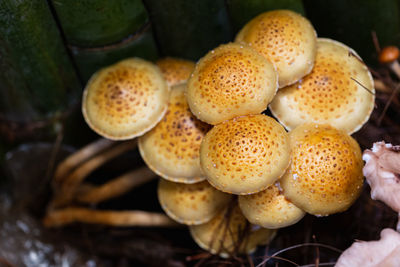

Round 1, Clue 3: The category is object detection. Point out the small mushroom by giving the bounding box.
[239,182,305,229]
[186,42,277,125]
[235,9,317,88]
[379,46,400,78]
[200,114,290,195]
[156,57,195,87]
[363,141,400,230]
[280,124,364,216]
[189,202,276,258]
[270,38,375,134]
[82,58,169,140]
[335,228,400,267]
[157,179,232,225]
[139,84,211,183]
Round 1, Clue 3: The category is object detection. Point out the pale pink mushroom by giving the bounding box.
[335,228,400,267]
[363,141,400,230]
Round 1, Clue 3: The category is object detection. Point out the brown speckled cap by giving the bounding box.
[156,57,195,87]
[82,58,169,140]
[200,114,290,195]
[239,183,305,229]
[157,179,232,225]
[280,124,364,216]
[139,84,211,183]
[236,10,317,88]
[187,42,277,125]
[270,38,375,134]
[189,203,276,257]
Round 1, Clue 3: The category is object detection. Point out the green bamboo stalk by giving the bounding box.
[143,0,232,60]
[51,0,148,47]
[227,0,304,34]
[0,0,81,123]
[71,26,158,82]
[304,0,400,64]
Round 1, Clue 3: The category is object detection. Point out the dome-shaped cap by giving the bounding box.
[200,114,290,195]
[235,10,317,88]
[270,38,375,134]
[189,203,276,257]
[280,124,364,216]
[156,57,195,87]
[82,58,169,140]
[139,84,211,183]
[187,42,277,125]
[157,179,232,225]
[239,183,305,229]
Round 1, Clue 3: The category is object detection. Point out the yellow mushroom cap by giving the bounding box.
[235,10,317,88]
[187,42,278,125]
[157,179,232,225]
[239,183,305,229]
[82,58,169,140]
[270,38,375,134]
[156,57,195,87]
[189,203,276,257]
[280,124,364,216]
[200,114,290,195]
[139,84,211,183]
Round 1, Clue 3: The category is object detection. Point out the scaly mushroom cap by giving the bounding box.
[139,84,211,183]
[200,114,290,195]
[239,183,305,229]
[280,124,364,216]
[189,203,276,257]
[270,38,375,134]
[235,9,317,88]
[82,58,169,140]
[156,57,195,87]
[157,179,232,225]
[187,43,277,125]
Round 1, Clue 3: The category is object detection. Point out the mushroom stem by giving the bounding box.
[373,79,391,93]
[76,167,156,204]
[43,207,179,228]
[53,138,115,186]
[50,139,138,209]
[390,61,400,79]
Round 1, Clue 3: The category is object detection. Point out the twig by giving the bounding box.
[350,77,375,95]
[43,207,180,228]
[377,84,400,126]
[76,167,156,204]
[256,243,342,267]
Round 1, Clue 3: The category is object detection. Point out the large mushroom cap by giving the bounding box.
[189,202,276,257]
[235,9,317,88]
[157,179,232,225]
[139,84,211,183]
[156,57,195,87]
[280,124,364,216]
[82,58,169,140]
[200,114,290,195]
[239,183,305,229]
[187,42,277,125]
[270,38,375,134]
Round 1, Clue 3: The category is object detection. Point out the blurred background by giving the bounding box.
[0,0,400,266]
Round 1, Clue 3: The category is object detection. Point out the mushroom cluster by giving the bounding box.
[48,9,375,259]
